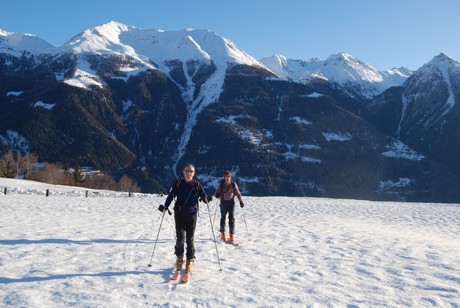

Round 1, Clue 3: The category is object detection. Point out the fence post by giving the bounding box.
[3,188,6,195]
[86,190,89,198]
[46,189,49,197]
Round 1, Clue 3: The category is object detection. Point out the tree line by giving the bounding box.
[0,151,140,192]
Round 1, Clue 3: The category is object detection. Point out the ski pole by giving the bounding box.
[212,201,218,227]
[147,209,166,267]
[205,200,223,271]
[241,206,249,235]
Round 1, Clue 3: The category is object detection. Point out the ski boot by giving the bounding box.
[182,258,194,283]
[170,256,183,281]
[185,258,194,273]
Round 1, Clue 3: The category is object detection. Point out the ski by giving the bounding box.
[225,239,239,246]
[181,271,190,284]
[168,268,191,284]
[170,268,181,282]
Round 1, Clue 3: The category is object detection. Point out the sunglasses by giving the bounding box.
[183,170,195,173]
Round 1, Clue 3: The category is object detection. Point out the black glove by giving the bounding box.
[158,204,171,215]
[200,195,212,203]
[215,193,220,199]
[240,201,244,208]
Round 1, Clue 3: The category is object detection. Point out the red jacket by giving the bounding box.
[214,180,243,203]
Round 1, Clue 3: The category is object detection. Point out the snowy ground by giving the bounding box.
[1,178,459,307]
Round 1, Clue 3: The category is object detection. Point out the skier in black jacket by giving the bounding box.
[159,163,212,279]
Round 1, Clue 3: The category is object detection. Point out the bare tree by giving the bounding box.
[29,163,68,185]
[0,151,40,179]
[118,175,141,192]
[0,151,15,178]
[24,153,38,180]
[86,174,117,190]
[1,153,142,193]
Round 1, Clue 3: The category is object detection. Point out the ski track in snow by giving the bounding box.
[0,178,459,307]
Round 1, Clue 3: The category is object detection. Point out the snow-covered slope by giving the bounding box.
[63,21,264,75]
[260,53,412,99]
[1,178,459,306]
[0,29,54,54]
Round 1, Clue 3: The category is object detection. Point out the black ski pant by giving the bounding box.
[220,200,235,234]
[174,213,197,260]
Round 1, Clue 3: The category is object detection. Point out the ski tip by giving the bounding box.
[225,240,239,246]
[181,274,189,284]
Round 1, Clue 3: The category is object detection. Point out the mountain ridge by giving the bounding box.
[260,52,412,100]
[1,21,412,98]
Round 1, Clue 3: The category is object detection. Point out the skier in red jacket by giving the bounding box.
[214,171,244,243]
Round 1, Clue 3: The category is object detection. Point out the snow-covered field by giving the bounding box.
[1,178,459,307]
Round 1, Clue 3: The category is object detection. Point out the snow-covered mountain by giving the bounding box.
[62,21,266,82]
[57,22,273,173]
[1,23,410,102]
[1,21,268,103]
[2,22,460,202]
[366,53,460,174]
[398,53,459,136]
[1,21,264,69]
[0,29,54,54]
[2,23,412,102]
[260,53,412,100]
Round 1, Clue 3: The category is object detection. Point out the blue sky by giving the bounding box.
[1,0,460,70]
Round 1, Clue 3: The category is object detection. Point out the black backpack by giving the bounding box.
[172,178,202,209]
[172,178,201,197]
